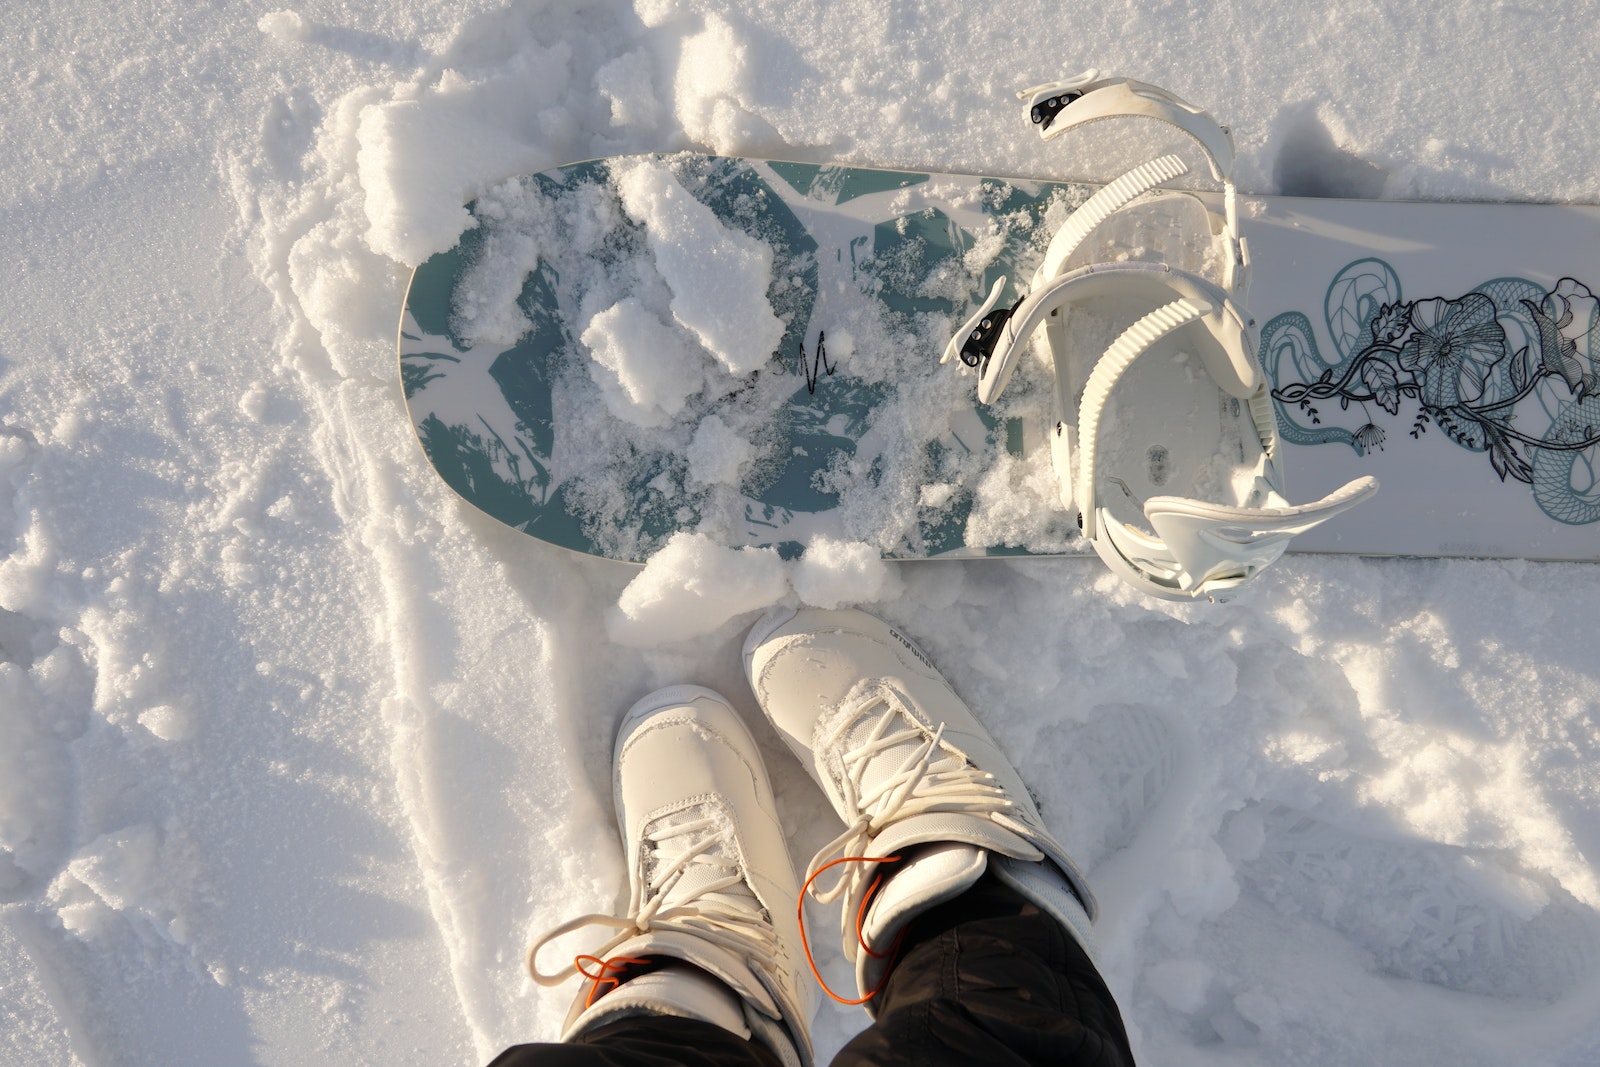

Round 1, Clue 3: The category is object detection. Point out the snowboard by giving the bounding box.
[398,153,1600,563]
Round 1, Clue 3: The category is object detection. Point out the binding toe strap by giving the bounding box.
[1017,72,1250,295]
[1018,70,1236,182]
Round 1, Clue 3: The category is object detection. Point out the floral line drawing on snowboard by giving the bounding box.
[1261,257,1600,525]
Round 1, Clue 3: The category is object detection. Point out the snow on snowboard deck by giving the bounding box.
[399,154,1600,563]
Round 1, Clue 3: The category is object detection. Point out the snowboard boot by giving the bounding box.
[527,686,816,1067]
[742,607,1099,1009]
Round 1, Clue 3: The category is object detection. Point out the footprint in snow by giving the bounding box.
[1226,803,1600,1001]
[1046,703,1185,871]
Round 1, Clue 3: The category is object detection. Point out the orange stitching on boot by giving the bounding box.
[798,855,905,1006]
[576,954,652,1008]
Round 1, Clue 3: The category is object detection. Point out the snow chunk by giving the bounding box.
[257,10,309,42]
[452,226,543,347]
[288,218,396,348]
[596,49,661,128]
[608,532,788,646]
[686,414,752,487]
[791,537,902,609]
[239,381,269,421]
[0,520,62,618]
[66,824,162,914]
[138,704,196,742]
[581,298,705,427]
[614,159,783,375]
[357,81,558,265]
[673,14,779,155]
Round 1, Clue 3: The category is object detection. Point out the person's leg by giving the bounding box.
[832,875,1131,1067]
[496,687,816,1067]
[489,1015,782,1067]
[743,608,1135,1067]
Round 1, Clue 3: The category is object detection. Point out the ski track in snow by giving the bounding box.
[3,1,1600,1065]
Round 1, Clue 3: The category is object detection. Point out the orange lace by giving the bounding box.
[575,954,652,1008]
[798,854,905,1005]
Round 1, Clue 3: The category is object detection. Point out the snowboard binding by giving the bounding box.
[945,72,1377,602]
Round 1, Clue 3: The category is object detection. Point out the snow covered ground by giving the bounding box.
[4,1,1600,1064]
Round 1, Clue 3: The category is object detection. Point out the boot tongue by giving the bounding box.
[643,806,762,915]
[827,688,965,810]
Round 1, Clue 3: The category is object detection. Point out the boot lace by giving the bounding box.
[797,689,1018,1001]
[529,808,777,1007]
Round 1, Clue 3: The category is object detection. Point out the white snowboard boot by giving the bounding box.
[528,686,816,1066]
[742,607,1099,1008]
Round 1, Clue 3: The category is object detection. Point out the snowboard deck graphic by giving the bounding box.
[399,154,1600,564]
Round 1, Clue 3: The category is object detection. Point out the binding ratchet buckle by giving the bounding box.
[958,298,1021,369]
[1028,92,1081,131]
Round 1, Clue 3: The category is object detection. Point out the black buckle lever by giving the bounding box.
[958,297,1023,370]
[1029,92,1082,133]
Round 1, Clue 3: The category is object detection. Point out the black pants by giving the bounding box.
[490,877,1134,1067]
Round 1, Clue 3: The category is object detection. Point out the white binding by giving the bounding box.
[1018,72,1250,296]
[1018,72,1236,181]
[940,276,1009,367]
[1031,154,1190,288]
[979,262,1258,406]
[942,72,1375,601]
[1074,300,1378,599]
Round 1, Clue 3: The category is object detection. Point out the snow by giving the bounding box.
[790,539,903,611]
[685,414,754,486]
[609,532,789,647]
[2,2,1600,1066]
[614,158,785,375]
[581,298,705,427]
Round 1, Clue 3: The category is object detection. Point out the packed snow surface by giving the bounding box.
[3,2,1600,1065]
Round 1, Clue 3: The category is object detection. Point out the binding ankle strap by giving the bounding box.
[1032,154,1190,286]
